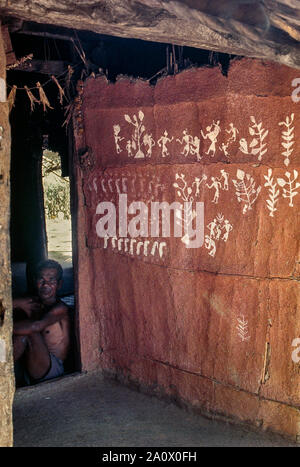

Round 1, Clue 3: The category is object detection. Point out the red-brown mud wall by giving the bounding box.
[73,59,300,440]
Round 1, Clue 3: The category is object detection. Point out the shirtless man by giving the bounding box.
[13,260,70,386]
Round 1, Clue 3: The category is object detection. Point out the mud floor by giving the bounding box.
[12,371,298,447]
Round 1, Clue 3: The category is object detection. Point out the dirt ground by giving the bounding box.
[46,218,72,267]
[13,371,298,447]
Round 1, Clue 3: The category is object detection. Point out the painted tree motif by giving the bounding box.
[173,173,196,246]
[264,168,280,217]
[124,110,146,159]
[277,170,300,207]
[173,173,206,246]
[279,113,294,167]
[239,116,268,161]
[232,169,261,214]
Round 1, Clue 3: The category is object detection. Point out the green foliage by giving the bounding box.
[45,183,71,220]
[42,150,70,220]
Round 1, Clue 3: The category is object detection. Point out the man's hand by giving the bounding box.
[13,297,40,318]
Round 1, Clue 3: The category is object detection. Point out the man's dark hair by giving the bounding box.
[35,259,63,282]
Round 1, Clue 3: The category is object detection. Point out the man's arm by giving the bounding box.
[13,303,69,336]
[13,297,40,318]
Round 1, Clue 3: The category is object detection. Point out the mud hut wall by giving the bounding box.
[73,59,300,439]
[0,22,14,447]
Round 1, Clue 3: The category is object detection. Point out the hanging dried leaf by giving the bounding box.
[51,75,65,105]
[65,65,74,92]
[24,85,39,112]
[7,85,17,113]
[62,101,75,129]
[36,81,53,112]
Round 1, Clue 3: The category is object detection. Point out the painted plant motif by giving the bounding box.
[204,213,233,257]
[236,315,250,342]
[277,170,300,207]
[173,172,206,246]
[232,169,261,214]
[264,168,280,217]
[239,116,268,161]
[124,110,146,159]
[279,113,294,167]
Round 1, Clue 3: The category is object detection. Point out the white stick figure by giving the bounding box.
[143,133,155,158]
[190,136,201,161]
[201,120,221,157]
[113,124,124,153]
[176,129,193,157]
[207,218,217,239]
[158,131,173,157]
[126,140,133,158]
[205,235,216,257]
[222,220,233,242]
[219,169,229,191]
[226,123,239,143]
[206,177,222,203]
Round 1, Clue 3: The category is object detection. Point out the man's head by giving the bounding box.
[35,260,63,304]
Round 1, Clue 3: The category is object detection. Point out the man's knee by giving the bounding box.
[13,335,28,361]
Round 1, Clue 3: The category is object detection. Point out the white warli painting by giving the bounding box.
[206,169,229,204]
[220,123,239,158]
[123,110,151,159]
[157,131,173,157]
[176,129,201,160]
[204,213,233,257]
[173,172,206,246]
[279,113,294,167]
[239,116,268,161]
[112,110,300,167]
[232,169,261,214]
[277,170,300,207]
[200,120,221,158]
[236,315,250,342]
[103,235,167,259]
[264,169,280,217]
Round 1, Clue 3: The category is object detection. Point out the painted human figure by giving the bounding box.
[207,218,217,238]
[113,124,124,153]
[158,131,173,157]
[222,219,233,242]
[143,133,155,158]
[220,142,229,158]
[206,176,222,203]
[205,235,216,257]
[126,140,133,158]
[201,120,221,157]
[215,222,222,241]
[190,136,201,161]
[219,169,229,190]
[226,123,239,143]
[192,174,207,196]
[176,129,193,157]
